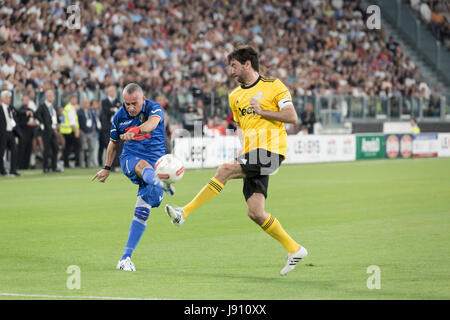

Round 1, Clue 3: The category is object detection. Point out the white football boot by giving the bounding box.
[116,257,136,271]
[280,246,308,276]
[165,204,185,227]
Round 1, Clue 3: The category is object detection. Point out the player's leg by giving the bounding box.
[183,160,245,215]
[246,191,307,275]
[117,196,151,271]
[247,191,300,252]
[166,160,245,225]
[135,159,174,195]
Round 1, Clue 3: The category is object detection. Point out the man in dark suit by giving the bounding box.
[0,90,21,176]
[300,102,316,134]
[35,90,60,173]
[99,85,122,168]
[17,94,37,169]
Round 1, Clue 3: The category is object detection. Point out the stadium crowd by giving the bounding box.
[408,0,450,49]
[0,0,446,174]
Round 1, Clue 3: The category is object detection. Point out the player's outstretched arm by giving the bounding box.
[91,140,118,183]
[249,97,298,124]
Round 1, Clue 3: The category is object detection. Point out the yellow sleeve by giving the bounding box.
[272,79,293,109]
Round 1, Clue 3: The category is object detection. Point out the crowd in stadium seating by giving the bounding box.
[0,0,444,102]
[409,0,450,48]
[0,0,447,174]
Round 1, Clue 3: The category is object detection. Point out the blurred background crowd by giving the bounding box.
[408,0,450,48]
[0,0,449,175]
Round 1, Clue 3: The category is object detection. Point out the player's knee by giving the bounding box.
[135,160,151,177]
[247,207,263,223]
[246,194,266,224]
[215,163,237,183]
[247,208,256,221]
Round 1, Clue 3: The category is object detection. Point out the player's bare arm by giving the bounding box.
[91,140,118,182]
[139,115,161,134]
[249,97,298,124]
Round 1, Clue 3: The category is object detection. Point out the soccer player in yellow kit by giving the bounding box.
[166,46,307,275]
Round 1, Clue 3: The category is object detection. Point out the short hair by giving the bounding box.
[123,83,143,96]
[227,46,259,72]
[1,90,11,99]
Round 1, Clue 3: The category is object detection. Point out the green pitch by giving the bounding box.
[0,158,449,300]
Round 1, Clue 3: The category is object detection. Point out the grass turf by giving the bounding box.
[0,157,449,300]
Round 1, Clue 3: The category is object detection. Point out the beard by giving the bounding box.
[234,73,246,85]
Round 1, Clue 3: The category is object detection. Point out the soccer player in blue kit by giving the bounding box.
[92,83,174,271]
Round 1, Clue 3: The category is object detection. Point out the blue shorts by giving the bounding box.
[120,153,164,208]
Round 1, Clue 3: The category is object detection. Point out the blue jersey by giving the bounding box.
[110,98,166,165]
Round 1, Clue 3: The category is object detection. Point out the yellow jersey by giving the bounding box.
[229,76,292,157]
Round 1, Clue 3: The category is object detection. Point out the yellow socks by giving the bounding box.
[182,177,224,218]
[260,214,300,254]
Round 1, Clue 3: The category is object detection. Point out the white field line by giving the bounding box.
[0,292,161,300]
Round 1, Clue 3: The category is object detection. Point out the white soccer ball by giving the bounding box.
[154,154,184,184]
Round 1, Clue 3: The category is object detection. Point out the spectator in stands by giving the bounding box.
[298,125,309,135]
[182,104,203,134]
[204,116,228,137]
[77,98,97,168]
[410,0,450,48]
[35,90,59,173]
[0,90,20,176]
[90,99,101,168]
[300,102,316,134]
[17,94,37,169]
[60,95,81,168]
[0,0,446,139]
[410,118,421,134]
[27,89,41,169]
[100,85,122,168]
[429,84,442,117]
[156,95,173,153]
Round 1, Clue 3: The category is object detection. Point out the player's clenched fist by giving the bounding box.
[120,132,135,142]
[91,169,110,183]
[120,126,140,142]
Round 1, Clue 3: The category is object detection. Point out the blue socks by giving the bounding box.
[121,203,150,260]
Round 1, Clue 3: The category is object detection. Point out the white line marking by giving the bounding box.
[0,292,161,300]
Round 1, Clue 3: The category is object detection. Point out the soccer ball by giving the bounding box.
[154,154,184,184]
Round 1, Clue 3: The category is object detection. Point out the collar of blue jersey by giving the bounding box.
[241,75,261,90]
